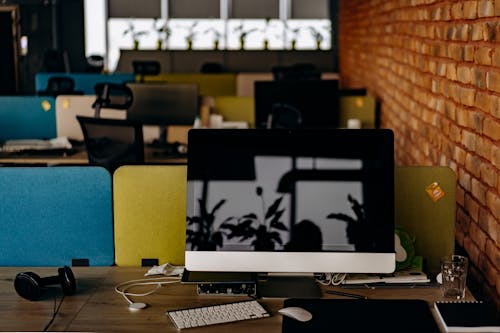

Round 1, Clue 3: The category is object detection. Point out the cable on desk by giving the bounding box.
[316,272,347,286]
[43,294,65,332]
[114,276,181,310]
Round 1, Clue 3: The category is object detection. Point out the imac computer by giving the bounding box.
[185,129,395,297]
[254,80,340,129]
[126,82,199,149]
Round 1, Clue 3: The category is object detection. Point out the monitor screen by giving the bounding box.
[126,83,199,127]
[254,80,340,129]
[185,129,395,276]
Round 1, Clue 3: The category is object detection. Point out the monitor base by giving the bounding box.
[256,274,321,298]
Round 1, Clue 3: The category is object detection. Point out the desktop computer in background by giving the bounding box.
[126,82,199,149]
[184,129,395,298]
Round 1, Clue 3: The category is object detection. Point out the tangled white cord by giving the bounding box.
[317,272,347,286]
[114,276,181,310]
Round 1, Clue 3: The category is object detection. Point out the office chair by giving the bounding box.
[92,82,133,118]
[77,116,144,173]
[37,76,82,96]
[267,103,303,129]
[132,60,161,83]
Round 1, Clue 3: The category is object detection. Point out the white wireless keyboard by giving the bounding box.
[166,299,270,330]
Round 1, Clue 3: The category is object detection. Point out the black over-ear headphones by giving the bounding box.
[14,266,77,301]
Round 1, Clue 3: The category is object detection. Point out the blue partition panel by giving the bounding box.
[0,96,56,141]
[0,166,114,266]
[35,73,135,95]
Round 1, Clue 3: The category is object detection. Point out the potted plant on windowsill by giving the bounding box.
[154,19,171,50]
[204,27,224,50]
[234,23,258,50]
[184,21,199,50]
[123,21,148,50]
[308,26,324,50]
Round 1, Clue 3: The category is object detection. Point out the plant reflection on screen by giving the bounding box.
[219,186,288,251]
[326,194,371,251]
[186,197,226,251]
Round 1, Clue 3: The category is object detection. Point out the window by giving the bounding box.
[84,0,332,72]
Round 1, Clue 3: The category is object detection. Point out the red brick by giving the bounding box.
[486,191,500,221]
[471,23,484,40]
[475,46,493,65]
[457,65,472,84]
[483,118,500,141]
[470,222,488,250]
[464,45,475,61]
[476,136,493,160]
[486,71,500,93]
[459,168,472,191]
[485,239,500,271]
[471,177,487,202]
[494,48,500,67]
[478,0,495,17]
[496,0,500,15]
[463,1,478,19]
[480,162,497,187]
[465,153,482,177]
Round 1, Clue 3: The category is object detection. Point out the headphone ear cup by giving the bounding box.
[14,272,43,301]
[58,266,77,296]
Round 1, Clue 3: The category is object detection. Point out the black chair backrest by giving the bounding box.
[77,116,144,173]
[132,60,161,82]
[92,83,133,118]
[38,76,78,97]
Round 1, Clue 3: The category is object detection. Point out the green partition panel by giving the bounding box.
[339,96,377,129]
[395,166,456,276]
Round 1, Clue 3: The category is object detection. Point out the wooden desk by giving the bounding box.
[0,147,187,166]
[0,267,475,332]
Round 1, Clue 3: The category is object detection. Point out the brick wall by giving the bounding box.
[338,0,499,307]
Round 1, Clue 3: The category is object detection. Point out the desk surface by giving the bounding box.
[0,147,187,166]
[0,267,475,332]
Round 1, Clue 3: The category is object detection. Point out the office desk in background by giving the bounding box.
[0,267,475,332]
[0,146,187,166]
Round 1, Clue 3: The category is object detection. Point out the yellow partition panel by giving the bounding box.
[143,73,237,96]
[214,96,255,128]
[113,165,187,266]
[395,166,456,276]
[339,96,377,128]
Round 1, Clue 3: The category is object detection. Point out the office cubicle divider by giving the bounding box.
[0,96,57,141]
[113,165,187,266]
[395,166,456,276]
[0,166,114,266]
[35,73,135,96]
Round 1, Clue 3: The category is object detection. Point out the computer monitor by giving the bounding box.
[185,129,395,297]
[126,83,199,147]
[254,80,340,129]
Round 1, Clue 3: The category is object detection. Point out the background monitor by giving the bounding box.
[254,79,340,129]
[185,129,395,296]
[126,83,199,146]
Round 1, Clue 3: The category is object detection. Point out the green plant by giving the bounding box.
[186,197,226,250]
[204,27,224,49]
[219,186,288,251]
[122,22,148,49]
[233,24,258,49]
[184,21,199,49]
[154,19,171,46]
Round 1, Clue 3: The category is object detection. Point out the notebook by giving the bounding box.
[282,298,440,333]
[434,301,500,332]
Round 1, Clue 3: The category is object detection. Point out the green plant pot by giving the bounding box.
[133,40,139,50]
[156,40,162,50]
